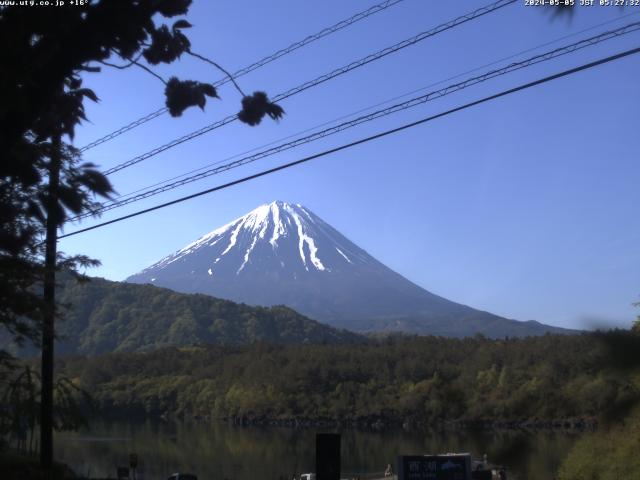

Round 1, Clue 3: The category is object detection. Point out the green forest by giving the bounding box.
[53,332,640,426]
[3,330,640,479]
[0,276,362,358]
[48,331,640,479]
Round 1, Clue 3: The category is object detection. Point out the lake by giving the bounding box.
[55,420,582,479]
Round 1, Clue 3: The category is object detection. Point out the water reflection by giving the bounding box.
[55,420,581,479]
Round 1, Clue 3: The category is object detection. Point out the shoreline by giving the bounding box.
[99,411,598,432]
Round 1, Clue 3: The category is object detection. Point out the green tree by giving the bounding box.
[0,366,93,456]
[0,0,283,470]
[558,407,640,480]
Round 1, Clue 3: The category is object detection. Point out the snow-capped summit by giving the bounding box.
[127,202,571,337]
[139,201,369,279]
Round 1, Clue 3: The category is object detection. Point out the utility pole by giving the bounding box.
[40,131,61,471]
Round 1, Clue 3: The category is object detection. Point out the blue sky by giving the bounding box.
[62,1,640,330]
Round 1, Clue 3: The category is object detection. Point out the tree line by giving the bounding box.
[47,331,640,427]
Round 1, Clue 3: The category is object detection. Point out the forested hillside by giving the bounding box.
[1,276,363,357]
[55,332,640,427]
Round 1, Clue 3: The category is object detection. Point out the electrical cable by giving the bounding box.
[77,0,408,152]
[71,21,640,221]
[99,0,517,176]
[58,45,640,240]
[107,10,640,203]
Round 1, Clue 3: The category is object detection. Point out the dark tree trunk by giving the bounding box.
[40,132,61,470]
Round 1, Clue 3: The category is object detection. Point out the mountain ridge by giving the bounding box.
[127,201,573,338]
[0,274,364,357]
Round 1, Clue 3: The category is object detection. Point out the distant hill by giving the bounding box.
[128,201,575,338]
[1,275,364,357]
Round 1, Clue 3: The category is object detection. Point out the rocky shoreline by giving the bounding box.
[153,412,599,431]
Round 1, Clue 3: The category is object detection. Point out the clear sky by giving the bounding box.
[61,0,640,330]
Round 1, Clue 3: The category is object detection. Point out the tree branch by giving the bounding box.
[187,49,246,97]
[100,51,166,85]
[99,51,143,70]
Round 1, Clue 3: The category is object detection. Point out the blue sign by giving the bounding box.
[397,455,471,480]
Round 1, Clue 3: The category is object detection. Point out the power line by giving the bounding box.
[71,21,640,221]
[79,107,168,153]
[100,0,516,176]
[78,0,407,153]
[58,45,640,240]
[105,11,640,204]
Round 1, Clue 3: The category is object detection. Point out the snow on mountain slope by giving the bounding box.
[127,201,572,338]
[133,201,373,280]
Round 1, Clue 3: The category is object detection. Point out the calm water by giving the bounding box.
[55,420,581,480]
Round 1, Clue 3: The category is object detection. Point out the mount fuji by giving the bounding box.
[126,201,571,337]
